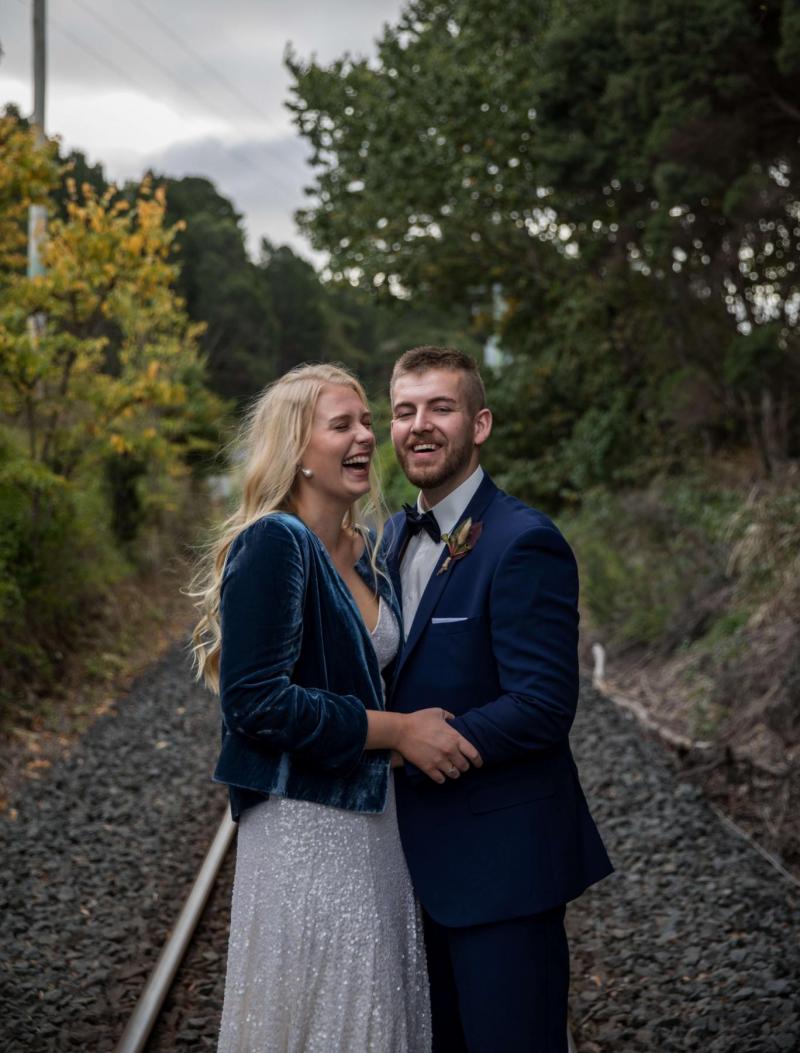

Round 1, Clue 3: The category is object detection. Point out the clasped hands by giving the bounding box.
[390,708,482,784]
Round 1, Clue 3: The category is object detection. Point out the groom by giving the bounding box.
[385,346,612,1052]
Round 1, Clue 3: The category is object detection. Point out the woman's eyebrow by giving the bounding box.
[327,412,371,424]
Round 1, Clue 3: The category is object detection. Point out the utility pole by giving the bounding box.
[28,0,47,349]
[28,0,47,281]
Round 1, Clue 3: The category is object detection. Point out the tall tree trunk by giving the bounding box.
[24,393,37,461]
[741,390,771,475]
[760,386,787,475]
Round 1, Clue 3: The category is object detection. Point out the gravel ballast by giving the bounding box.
[1,649,798,1051]
[0,644,226,1051]
[567,686,800,1052]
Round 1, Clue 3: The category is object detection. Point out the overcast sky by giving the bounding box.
[1,0,405,262]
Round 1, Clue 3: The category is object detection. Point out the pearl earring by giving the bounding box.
[300,467,313,479]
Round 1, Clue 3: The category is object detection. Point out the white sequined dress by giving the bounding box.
[217,598,432,1053]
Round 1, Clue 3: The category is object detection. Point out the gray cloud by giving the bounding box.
[2,0,405,260]
[138,131,318,259]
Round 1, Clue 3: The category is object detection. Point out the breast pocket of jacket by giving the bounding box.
[427,615,482,637]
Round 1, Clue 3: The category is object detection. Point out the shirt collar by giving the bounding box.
[417,465,484,537]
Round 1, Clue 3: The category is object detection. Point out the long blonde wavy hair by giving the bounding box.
[191,363,385,693]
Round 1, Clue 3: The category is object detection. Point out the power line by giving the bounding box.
[11,0,141,94]
[127,0,272,128]
[60,0,298,195]
[69,0,227,129]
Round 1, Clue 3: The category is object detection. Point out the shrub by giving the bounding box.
[563,476,739,651]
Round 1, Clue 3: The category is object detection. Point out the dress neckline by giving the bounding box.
[370,596,385,638]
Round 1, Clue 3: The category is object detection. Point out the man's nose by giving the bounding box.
[411,412,432,433]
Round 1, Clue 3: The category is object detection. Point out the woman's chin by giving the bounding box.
[341,470,372,499]
[324,482,370,505]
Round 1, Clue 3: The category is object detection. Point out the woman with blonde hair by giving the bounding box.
[193,363,480,1052]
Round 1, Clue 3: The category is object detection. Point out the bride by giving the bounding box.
[191,363,481,1052]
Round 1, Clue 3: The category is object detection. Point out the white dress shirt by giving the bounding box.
[400,466,484,636]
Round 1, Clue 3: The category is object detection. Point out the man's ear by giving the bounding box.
[473,408,492,447]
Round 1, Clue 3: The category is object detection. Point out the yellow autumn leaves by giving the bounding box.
[0,114,224,482]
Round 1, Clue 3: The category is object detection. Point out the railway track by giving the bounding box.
[110,688,800,1052]
[115,810,235,1053]
[113,810,579,1052]
[3,647,797,1052]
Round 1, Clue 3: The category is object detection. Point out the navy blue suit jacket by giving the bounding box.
[386,473,612,927]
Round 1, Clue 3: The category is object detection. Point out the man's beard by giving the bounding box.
[397,434,474,491]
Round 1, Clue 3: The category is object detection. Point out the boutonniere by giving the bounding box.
[437,517,483,575]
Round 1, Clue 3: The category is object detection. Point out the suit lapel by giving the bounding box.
[393,473,498,683]
[384,512,408,607]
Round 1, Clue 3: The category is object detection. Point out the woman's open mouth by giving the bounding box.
[342,454,371,478]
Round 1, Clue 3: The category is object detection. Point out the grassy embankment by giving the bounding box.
[562,460,799,870]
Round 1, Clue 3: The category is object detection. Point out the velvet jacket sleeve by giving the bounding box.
[449,525,579,766]
[219,516,368,775]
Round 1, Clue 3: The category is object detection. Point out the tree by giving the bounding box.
[0,176,220,482]
[160,175,277,401]
[258,239,330,375]
[0,109,58,272]
[0,117,227,697]
[287,0,800,483]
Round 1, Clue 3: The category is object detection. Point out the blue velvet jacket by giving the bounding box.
[212,512,397,820]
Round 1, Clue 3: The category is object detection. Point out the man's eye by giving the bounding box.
[435,407,452,413]
[394,412,412,420]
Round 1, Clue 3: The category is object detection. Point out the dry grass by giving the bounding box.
[575,465,800,872]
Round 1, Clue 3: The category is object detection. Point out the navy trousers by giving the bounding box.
[423,906,570,1053]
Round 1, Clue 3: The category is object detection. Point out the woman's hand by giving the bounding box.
[394,708,483,784]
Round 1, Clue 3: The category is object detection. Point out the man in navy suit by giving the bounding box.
[386,346,613,1052]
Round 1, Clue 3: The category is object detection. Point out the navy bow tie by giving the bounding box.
[402,503,442,544]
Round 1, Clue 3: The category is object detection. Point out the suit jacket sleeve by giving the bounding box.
[219,516,367,775]
[448,525,579,765]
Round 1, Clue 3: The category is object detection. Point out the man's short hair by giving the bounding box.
[391,346,487,416]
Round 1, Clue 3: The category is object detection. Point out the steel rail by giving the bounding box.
[115,804,581,1052]
[114,807,236,1053]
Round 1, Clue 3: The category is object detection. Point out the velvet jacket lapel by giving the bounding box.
[313,526,401,702]
[393,472,498,683]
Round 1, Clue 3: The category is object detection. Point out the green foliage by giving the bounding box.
[703,608,751,646]
[157,174,481,408]
[0,430,129,704]
[161,176,277,401]
[259,240,329,376]
[0,440,69,627]
[375,434,416,513]
[0,118,230,709]
[288,0,800,486]
[563,475,744,650]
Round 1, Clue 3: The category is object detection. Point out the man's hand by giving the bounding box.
[396,708,483,784]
